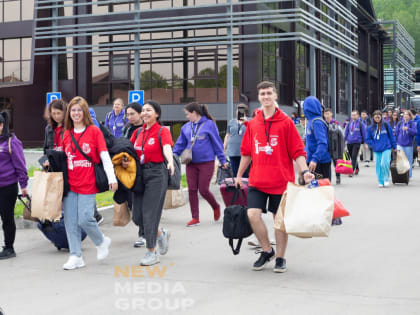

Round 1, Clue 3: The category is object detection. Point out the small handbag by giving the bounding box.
[69,130,109,193]
[181,122,206,164]
[335,152,353,175]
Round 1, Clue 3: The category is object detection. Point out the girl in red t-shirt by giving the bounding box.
[61,96,118,270]
[127,100,174,266]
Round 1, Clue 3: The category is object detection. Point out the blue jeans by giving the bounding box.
[397,145,413,178]
[63,191,104,257]
[374,149,391,185]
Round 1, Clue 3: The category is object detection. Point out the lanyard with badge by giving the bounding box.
[374,125,381,140]
[263,110,276,155]
[190,122,202,141]
[139,127,151,164]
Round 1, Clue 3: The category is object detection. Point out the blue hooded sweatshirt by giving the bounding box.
[413,114,420,145]
[344,118,366,144]
[303,96,331,164]
[173,116,226,165]
[395,120,417,147]
[366,122,396,152]
[89,108,100,128]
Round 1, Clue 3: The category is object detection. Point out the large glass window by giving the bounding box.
[0,37,32,84]
[320,52,332,108]
[1,0,34,22]
[296,42,310,103]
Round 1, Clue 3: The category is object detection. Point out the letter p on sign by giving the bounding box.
[46,92,62,107]
[128,90,144,105]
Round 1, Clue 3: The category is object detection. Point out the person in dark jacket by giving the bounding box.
[173,102,228,227]
[0,111,28,259]
[43,99,67,156]
[366,110,396,188]
[122,102,143,139]
[395,110,417,178]
[324,108,342,184]
[344,110,367,176]
[105,98,127,138]
[303,96,331,181]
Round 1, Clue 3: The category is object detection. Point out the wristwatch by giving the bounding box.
[301,170,310,177]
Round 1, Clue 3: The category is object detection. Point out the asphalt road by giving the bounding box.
[1,162,420,315]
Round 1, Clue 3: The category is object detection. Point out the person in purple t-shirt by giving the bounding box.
[0,111,28,260]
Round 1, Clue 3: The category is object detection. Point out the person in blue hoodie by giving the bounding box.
[303,96,331,181]
[395,110,417,178]
[344,110,367,176]
[88,108,100,128]
[366,110,396,188]
[104,98,127,138]
[173,102,227,227]
[360,110,373,166]
[411,108,420,166]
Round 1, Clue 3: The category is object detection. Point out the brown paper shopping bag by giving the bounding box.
[276,182,334,238]
[163,189,186,209]
[31,171,63,222]
[113,202,131,227]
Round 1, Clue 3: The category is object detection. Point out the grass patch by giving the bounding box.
[27,165,42,178]
[181,174,187,188]
[14,202,24,218]
[95,190,114,207]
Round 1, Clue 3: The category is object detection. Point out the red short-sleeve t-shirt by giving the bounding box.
[53,126,64,151]
[62,125,108,195]
[130,123,173,164]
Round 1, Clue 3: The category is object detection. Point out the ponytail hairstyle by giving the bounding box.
[0,111,10,137]
[184,102,216,123]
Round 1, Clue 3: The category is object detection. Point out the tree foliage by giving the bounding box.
[372,0,420,66]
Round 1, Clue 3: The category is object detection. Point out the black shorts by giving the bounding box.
[247,186,282,215]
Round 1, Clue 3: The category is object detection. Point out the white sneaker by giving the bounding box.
[157,228,170,255]
[140,251,160,266]
[97,236,111,260]
[134,236,146,248]
[384,181,390,187]
[378,184,384,188]
[63,255,85,270]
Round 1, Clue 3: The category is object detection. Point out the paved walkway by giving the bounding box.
[1,163,420,314]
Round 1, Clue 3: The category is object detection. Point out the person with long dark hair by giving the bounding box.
[366,110,396,188]
[61,96,117,270]
[44,99,67,155]
[173,102,227,227]
[128,100,174,265]
[0,112,28,259]
[122,102,143,139]
[389,110,400,136]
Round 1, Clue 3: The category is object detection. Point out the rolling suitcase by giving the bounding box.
[38,218,87,250]
[220,178,248,207]
[390,150,409,185]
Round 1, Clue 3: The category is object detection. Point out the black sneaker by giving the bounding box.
[95,213,104,225]
[336,177,341,185]
[0,247,16,260]
[253,248,275,271]
[273,257,287,273]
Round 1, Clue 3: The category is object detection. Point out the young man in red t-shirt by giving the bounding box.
[235,81,314,273]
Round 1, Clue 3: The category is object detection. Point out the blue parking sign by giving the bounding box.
[128,90,144,105]
[46,92,61,107]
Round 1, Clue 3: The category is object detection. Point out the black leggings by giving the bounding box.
[347,143,361,172]
[0,183,18,249]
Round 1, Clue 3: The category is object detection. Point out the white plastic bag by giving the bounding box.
[396,150,410,174]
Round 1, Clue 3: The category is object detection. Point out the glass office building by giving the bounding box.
[0,0,386,145]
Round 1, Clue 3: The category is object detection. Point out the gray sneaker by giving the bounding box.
[140,251,160,266]
[157,228,170,255]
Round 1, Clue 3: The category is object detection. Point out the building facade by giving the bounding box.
[0,0,386,146]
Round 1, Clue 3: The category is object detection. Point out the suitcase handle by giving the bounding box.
[230,188,246,206]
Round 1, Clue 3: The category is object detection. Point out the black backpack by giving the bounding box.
[222,190,253,255]
[99,122,115,149]
[311,118,345,161]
